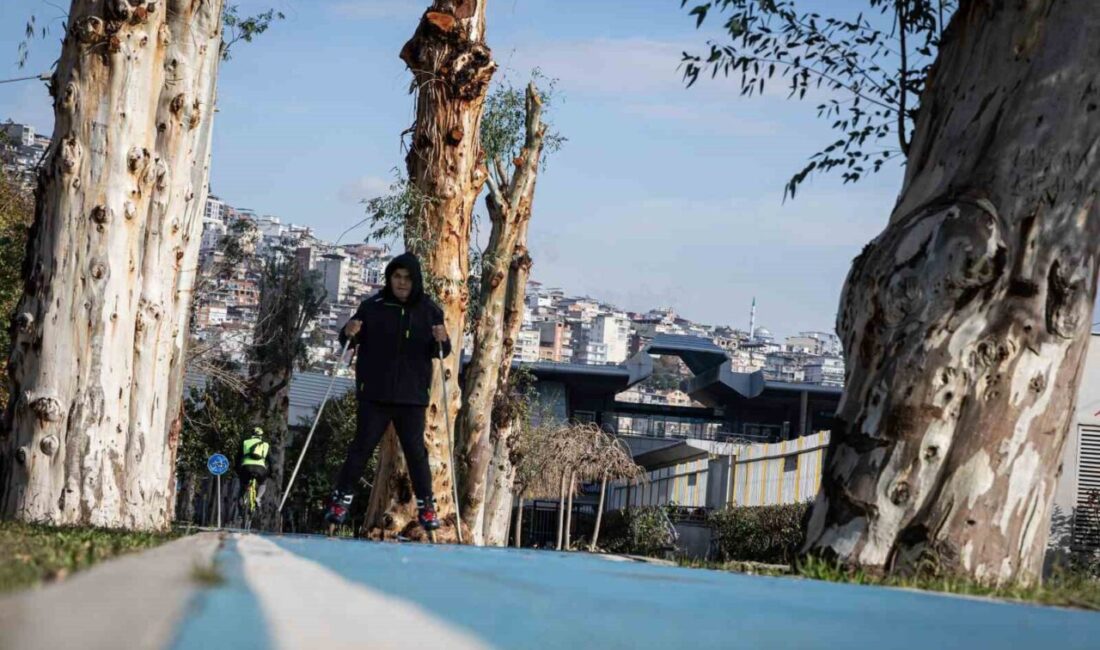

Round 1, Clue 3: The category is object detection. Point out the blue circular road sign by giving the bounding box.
[207,453,230,476]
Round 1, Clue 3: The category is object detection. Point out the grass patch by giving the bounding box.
[796,556,1100,611]
[0,520,178,594]
[676,556,792,577]
[675,554,1100,610]
[190,561,224,586]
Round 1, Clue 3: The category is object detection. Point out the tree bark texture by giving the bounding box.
[365,0,495,543]
[590,473,608,552]
[564,469,576,550]
[804,0,1100,585]
[1,0,224,529]
[177,472,197,523]
[252,369,290,531]
[481,437,516,545]
[459,85,545,542]
[480,218,534,545]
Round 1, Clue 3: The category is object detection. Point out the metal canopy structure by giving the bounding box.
[645,333,728,374]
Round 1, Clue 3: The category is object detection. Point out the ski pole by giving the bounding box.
[439,344,463,544]
[278,339,353,515]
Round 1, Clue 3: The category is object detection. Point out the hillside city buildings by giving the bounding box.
[189,191,847,398]
[2,120,847,399]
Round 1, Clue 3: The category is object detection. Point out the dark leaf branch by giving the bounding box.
[680,0,954,197]
[485,83,548,217]
[481,69,565,190]
[221,5,286,60]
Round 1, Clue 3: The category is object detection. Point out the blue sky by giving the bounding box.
[0,0,905,339]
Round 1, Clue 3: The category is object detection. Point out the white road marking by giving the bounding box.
[236,535,490,650]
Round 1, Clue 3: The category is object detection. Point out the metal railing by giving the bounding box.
[516,499,597,548]
[664,505,709,524]
[613,423,771,445]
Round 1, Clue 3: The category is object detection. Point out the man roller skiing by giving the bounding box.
[324,252,451,534]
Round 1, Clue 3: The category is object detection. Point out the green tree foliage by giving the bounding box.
[280,391,377,535]
[178,377,253,479]
[646,356,690,392]
[680,0,955,197]
[17,5,284,67]
[251,253,326,384]
[480,71,565,171]
[360,73,566,335]
[597,507,677,556]
[709,502,810,564]
[221,5,286,60]
[0,171,32,410]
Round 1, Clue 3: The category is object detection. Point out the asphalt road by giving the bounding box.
[165,533,1100,650]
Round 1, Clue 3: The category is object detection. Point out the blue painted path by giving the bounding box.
[172,533,1100,649]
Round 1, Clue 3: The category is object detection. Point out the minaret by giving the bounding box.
[749,297,757,341]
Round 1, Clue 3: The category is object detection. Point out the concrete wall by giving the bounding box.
[673,521,713,559]
[729,432,829,507]
[706,456,733,509]
[609,457,710,510]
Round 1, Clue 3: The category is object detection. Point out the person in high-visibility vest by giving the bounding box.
[237,426,270,505]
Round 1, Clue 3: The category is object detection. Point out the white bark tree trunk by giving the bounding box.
[365,1,495,543]
[480,218,535,544]
[565,469,576,550]
[589,473,608,552]
[481,432,516,545]
[804,0,1100,585]
[1,0,224,529]
[458,86,545,543]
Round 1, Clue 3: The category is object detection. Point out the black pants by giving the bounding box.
[336,400,433,501]
[229,465,268,523]
[238,464,269,501]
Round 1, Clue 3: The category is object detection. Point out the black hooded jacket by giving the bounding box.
[339,253,452,406]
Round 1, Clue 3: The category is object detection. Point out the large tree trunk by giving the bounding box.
[1,0,224,529]
[254,370,290,531]
[251,257,321,531]
[459,196,519,544]
[458,86,545,542]
[804,0,1100,585]
[481,432,516,545]
[363,428,415,537]
[365,1,495,543]
[177,473,197,524]
[480,218,535,544]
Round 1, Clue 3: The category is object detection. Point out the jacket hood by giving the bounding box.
[383,252,425,303]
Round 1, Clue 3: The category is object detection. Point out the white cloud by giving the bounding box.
[337,175,393,204]
[327,0,421,20]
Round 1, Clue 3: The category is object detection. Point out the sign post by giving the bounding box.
[207,453,230,529]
